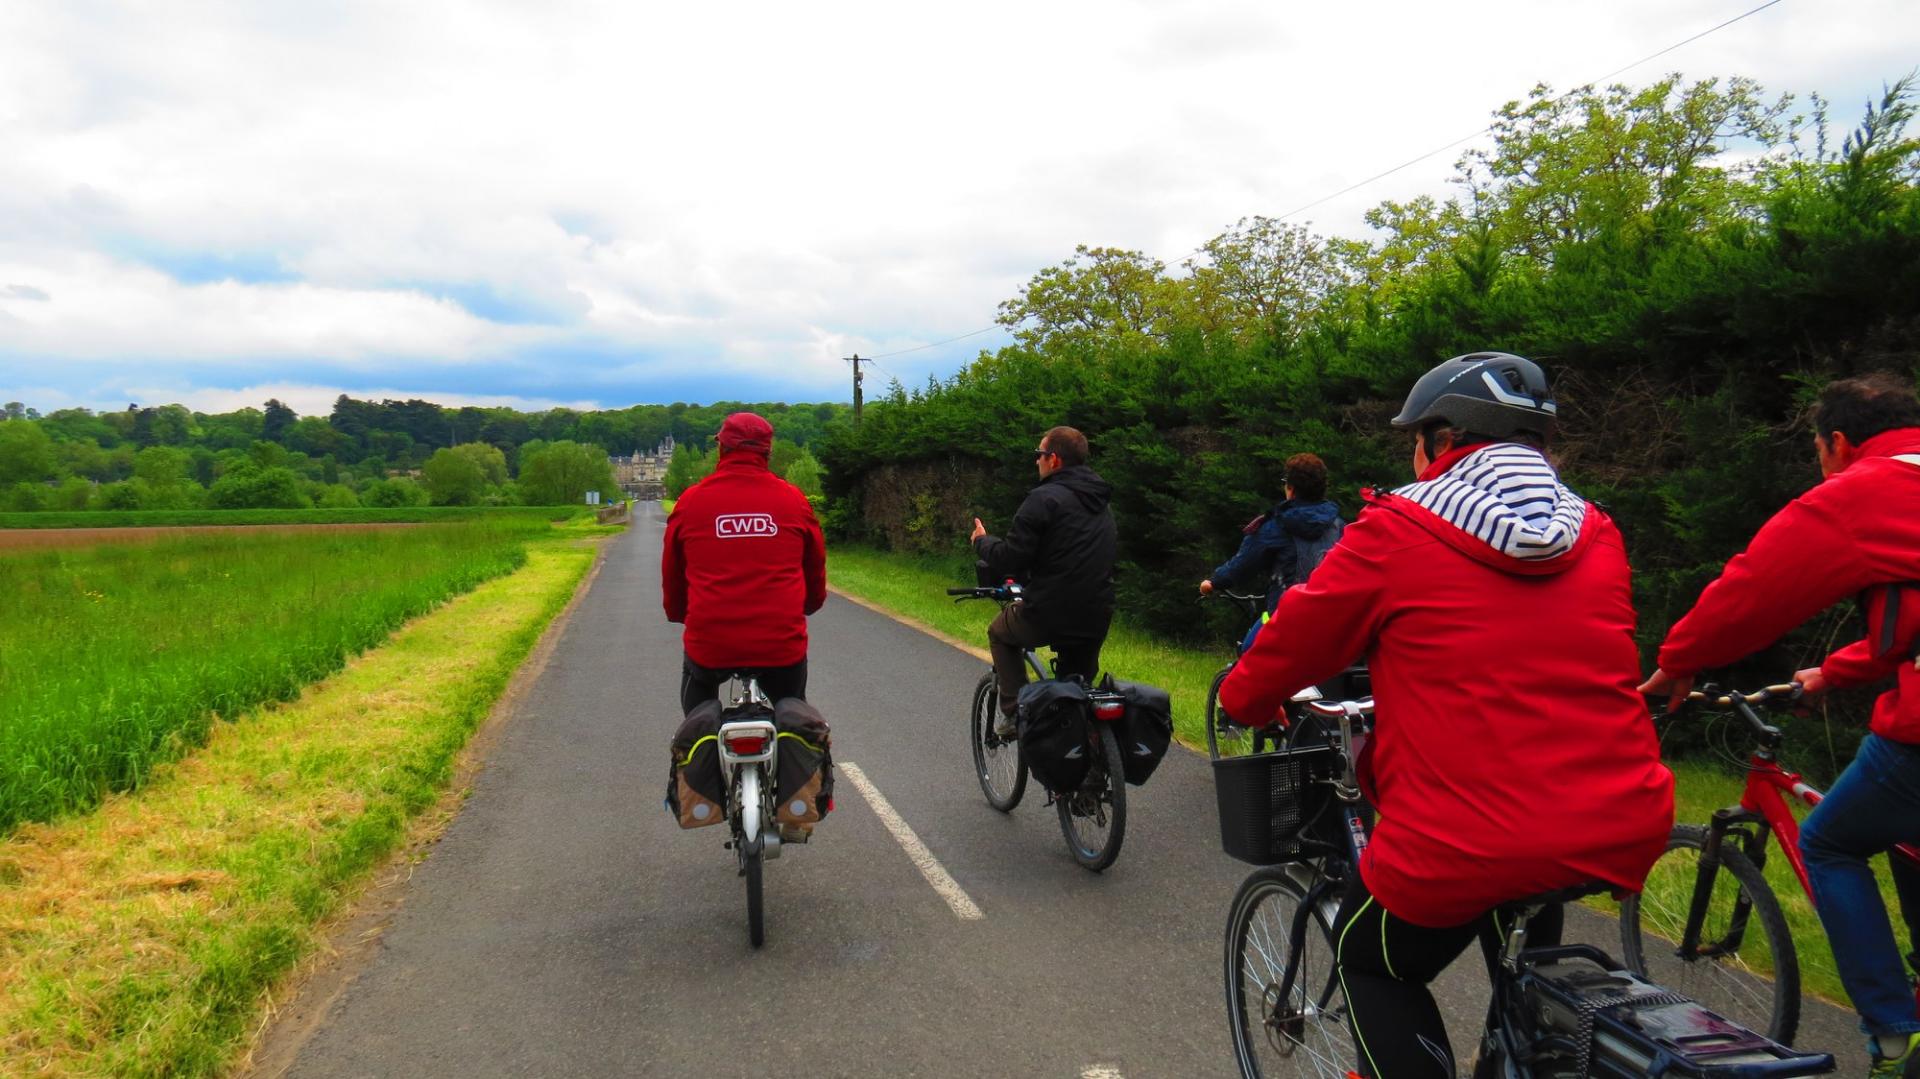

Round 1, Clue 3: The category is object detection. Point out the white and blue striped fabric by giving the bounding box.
[1393,444,1585,561]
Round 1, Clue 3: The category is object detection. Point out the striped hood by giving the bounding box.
[1392,443,1586,563]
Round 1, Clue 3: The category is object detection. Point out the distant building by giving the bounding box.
[611,436,675,500]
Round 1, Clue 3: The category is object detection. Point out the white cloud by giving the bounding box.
[116,383,603,419]
[0,0,1914,405]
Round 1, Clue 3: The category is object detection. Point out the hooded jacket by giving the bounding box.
[662,450,827,669]
[1658,426,1920,746]
[1210,497,1345,608]
[1218,442,1675,928]
[973,464,1117,641]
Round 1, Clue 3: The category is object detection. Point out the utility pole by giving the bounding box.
[845,353,866,423]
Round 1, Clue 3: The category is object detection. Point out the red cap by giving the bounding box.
[717,412,774,455]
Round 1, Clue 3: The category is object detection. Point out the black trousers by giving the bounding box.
[679,655,807,715]
[1332,874,1563,1079]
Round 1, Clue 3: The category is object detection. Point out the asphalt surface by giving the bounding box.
[278,504,1859,1078]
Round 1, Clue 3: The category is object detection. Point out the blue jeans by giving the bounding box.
[1801,733,1920,1039]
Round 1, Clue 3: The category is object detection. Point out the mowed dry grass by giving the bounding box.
[0,538,602,1077]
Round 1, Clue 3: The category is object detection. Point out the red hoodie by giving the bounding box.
[1658,427,1920,746]
[1219,443,1674,928]
[662,452,827,669]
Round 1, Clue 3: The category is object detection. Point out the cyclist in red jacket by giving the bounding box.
[1219,352,1674,1079]
[662,412,827,713]
[1643,373,1920,1077]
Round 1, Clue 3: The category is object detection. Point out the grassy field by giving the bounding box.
[0,505,594,529]
[0,518,566,832]
[827,542,1902,1010]
[0,527,605,1076]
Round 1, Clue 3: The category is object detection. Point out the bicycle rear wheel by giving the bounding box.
[1225,866,1354,1078]
[1057,724,1127,872]
[1620,824,1799,1044]
[971,672,1027,811]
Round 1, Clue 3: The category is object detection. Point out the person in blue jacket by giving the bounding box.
[1198,452,1344,655]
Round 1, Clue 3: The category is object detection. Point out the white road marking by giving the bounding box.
[1081,1067,1124,1079]
[839,761,984,921]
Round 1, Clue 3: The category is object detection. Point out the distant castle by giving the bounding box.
[610,436,675,500]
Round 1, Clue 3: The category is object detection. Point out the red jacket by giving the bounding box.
[662,452,827,669]
[1658,427,1920,746]
[1219,444,1674,928]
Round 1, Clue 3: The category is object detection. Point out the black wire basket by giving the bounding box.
[1212,738,1340,865]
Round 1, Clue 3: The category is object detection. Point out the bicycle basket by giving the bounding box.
[1212,739,1339,865]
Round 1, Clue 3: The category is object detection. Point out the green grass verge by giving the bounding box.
[0,505,594,529]
[0,518,566,831]
[0,529,603,1076]
[827,543,1896,1011]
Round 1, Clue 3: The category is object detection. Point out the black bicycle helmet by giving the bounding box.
[1389,351,1557,439]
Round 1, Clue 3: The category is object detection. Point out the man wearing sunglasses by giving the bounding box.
[969,426,1117,738]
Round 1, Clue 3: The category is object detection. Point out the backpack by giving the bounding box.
[1015,678,1094,794]
[666,700,727,829]
[772,697,834,827]
[1277,516,1345,590]
[1103,676,1174,786]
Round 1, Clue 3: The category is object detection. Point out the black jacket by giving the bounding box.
[974,465,1117,640]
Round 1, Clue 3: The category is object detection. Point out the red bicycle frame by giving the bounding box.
[1732,750,1920,902]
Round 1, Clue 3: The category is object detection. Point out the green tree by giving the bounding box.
[0,421,56,485]
[995,245,1176,352]
[783,451,824,497]
[422,447,485,505]
[1,402,25,422]
[262,399,297,443]
[362,477,428,507]
[133,446,190,490]
[663,442,708,498]
[451,441,509,485]
[518,441,617,505]
[208,463,309,509]
[317,483,362,508]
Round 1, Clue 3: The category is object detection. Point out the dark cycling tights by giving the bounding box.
[1333,875,1563,1078]
[679,656,807,715]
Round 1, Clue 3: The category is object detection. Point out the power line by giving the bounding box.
[866,325,1002,359]
[1273,0,1789,222]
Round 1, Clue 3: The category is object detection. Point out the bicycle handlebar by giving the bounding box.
[1684,683,1800,709]
[1301,697,1375,720]
[1661,681,1800,749]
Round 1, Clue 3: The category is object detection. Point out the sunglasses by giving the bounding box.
[1033,448,1056,461]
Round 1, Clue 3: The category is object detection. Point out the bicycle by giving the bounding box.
[1620,682,1920,1046]
[946,581,1130,872]
[1217,688,1835,1078]
[1203,586,1269,756]
[713,676,788,948]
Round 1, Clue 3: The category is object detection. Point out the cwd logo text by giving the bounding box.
[715,513,779,538]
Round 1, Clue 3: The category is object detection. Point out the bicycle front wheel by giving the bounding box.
[1057,724,1127,872]
[744,841,765,948]
[1225,866,1354,1079]
[970,672,1027,811]
[1620,824,1799,1044]
[1206,664,1248,757]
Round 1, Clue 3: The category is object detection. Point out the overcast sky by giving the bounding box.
[1,0,1913,417]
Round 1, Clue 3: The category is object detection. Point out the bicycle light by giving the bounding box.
[724,732,768,756]
[1092,699,1126,721]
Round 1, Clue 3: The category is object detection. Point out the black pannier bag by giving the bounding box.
[667,700,727,829]
[1015,678,1094,794]
[1105,676,1174,786]
[772,697,834,827]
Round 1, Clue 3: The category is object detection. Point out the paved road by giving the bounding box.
[278,505,1857,1077]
